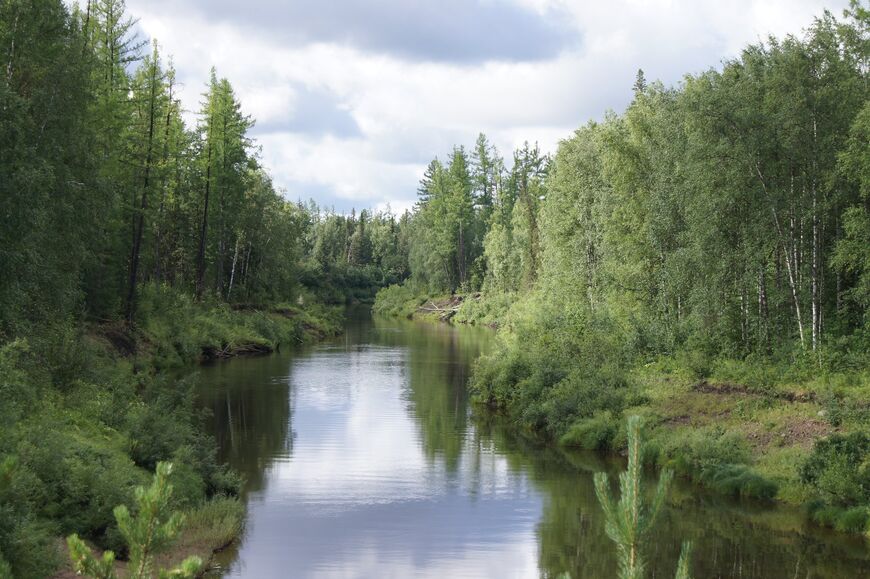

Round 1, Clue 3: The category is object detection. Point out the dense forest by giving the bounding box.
[1,0,869,576]
[0,0,412,576]
[376,2,870,535]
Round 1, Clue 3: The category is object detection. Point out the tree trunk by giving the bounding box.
[754,162,805,348]
[810,114,821,354]
[6,11,18,82]
[154,74,174,283]
[196,134,212,300]
[227,236,241,300]
[758,262,770,353]
[125,60,158,323]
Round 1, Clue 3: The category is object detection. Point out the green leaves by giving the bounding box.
[594,416,690,579]
[67,462,202,579]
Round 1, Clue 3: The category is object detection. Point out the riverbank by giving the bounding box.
[0,286,342,578]
[190,309,870,577]
[374,286,870,538]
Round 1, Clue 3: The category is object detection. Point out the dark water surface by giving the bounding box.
[197,309,870,578]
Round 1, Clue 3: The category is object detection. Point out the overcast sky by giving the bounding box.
[125,0,851,214]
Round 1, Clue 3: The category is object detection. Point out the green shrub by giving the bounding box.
[68,462,202,579]
[662,427,751,473]
[0,457,59,579]
[372,283,421,317]
[561,412,618,450]
[702,464,778,500]
[453,292,515,326]
[656,427,776,499]
[675,349,712,379]
[809,504,870,533]
[800,433,870,506]
[710,357,778,393]
[836,507,869,533]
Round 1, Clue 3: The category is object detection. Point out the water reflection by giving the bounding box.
[197,310,870,578]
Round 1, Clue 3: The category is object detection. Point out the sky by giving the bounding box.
[123,0,852,214]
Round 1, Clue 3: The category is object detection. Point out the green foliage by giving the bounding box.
[180,496,244,553]
[372,284,424,318]
[593,416,691,579]
[653,426,777,499]
[560,412,619,450]
[800,433,870,506]
[809,503,870,533]
[452,292,515,326]
[67,462,202,579]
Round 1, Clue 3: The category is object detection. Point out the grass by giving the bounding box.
[52,497,245,578]
[624,355,870,522]
[165,497,245,567]
[128,283,342,369]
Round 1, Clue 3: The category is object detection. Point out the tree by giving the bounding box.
[194,70,253,299]
[126,42,169,322]
[67,463,202,579]
[594,416,692,579]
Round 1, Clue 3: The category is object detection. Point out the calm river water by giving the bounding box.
[196,309,870,578]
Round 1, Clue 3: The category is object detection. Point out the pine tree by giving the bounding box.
[594,416,692,579]
[67,462,202,579]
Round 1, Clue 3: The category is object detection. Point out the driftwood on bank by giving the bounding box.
[201,342,273,360]
[417,294,481,321]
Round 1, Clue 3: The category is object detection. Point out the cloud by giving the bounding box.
[125,0,852,213]
[252,85,362,138]
[130,0,579,64]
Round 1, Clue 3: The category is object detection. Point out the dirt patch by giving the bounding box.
[779,418,833,447]
[663,414,693,426]
[780,389,818,403]
[692,380,751,395]
[746,418,833,451]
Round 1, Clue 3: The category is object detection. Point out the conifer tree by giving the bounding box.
[594,416,692,579]
[67,463,202,579]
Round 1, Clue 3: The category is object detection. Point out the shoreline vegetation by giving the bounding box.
[1,0,868,575]
[39,294,343,579]
[2,0,403,575]
[374,283,870,536]
[372,2,869,540]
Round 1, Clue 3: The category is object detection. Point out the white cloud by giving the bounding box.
[125,0,851,212]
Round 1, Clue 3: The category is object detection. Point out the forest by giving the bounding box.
[1,0,869,576]
[0,0,411,576]
[376,1,870,537]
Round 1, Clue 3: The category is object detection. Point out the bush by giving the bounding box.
[372,283,421,317]
[453,292,515,326]
[68,462,202,579]
[0,457,58,579]
[561,412,618,450]
[656,426,776,499]
[702,464,778,500]
[17,418,147,550]
[710,357,778,394]
[809,504,870,533]
[800,433,870,506]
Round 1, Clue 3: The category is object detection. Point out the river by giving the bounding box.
[196,308,870,578]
